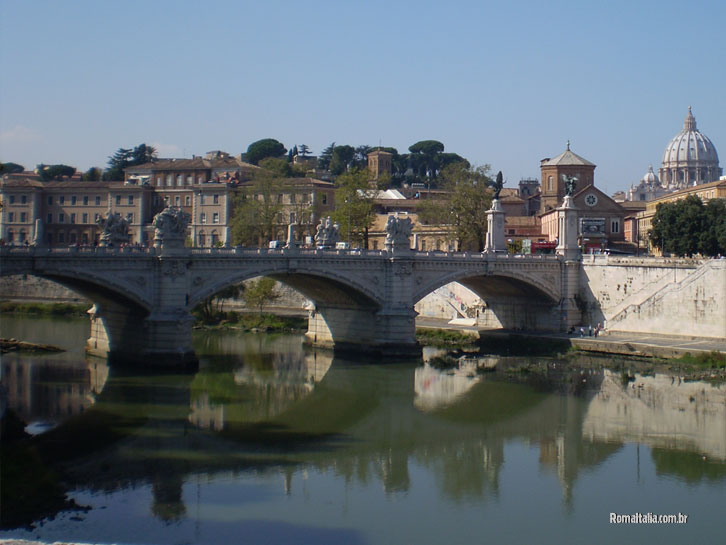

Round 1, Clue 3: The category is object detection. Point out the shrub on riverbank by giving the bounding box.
[677,351,726,369]
[193,310,306,332]
[416,328,477,347]
[0,301,89,318]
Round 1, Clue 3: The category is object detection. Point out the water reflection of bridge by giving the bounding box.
[3,348,725,528]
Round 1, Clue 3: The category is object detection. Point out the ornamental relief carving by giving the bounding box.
[163,261,186,279]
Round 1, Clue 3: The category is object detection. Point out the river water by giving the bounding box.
[1,315,724,544]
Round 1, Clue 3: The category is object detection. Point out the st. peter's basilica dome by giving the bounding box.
[659,107,721,189]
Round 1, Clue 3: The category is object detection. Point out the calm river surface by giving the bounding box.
[1,315,725,544]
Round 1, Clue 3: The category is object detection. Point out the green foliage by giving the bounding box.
[677,351,726,368]
[332,168,376,248]
[418,162,493,251]
[317,142,335,171]
[82,167,102,181]
[416,328,477,347]
[36,164,76,181]
[243,277,279,313]
[329,145,355,175]
[194,284,242,323]
[408,140,445,183]
[245,138,287,165]
[298,144,311,156]
[104,143,157,180]
[649,195,726,257]
[0,301,89,317]
[230,172,286,246]
[258,157,305,178]
[0,162,24,174]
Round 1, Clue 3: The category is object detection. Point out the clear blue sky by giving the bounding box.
[1,0,724,194]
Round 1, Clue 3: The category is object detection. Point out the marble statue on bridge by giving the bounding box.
[153,206,191,250]
[314,216,340,249]
[97,211,130,247]
[385,214,413,252]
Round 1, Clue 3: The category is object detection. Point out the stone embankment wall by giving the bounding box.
[580,256,726,339]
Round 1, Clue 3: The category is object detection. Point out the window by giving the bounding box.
[277,194,283,204]
[199,194,205,205]
[213,212,219,224]
[20,212,26,222]
[290,193,296,204]
[8,212,14,222]
[301,193,308,203]
[48,196,53,205]
[70,232,77,243]
[59,213,65,223]
[175,196,181,206]
[83,196,89,205]
[166,174,173,187]
[9,196,15,204]
[59,232,65,243]
[289,212,295,223]
[115,195,121,205]
[71,196,77,205]
[197,175,204,184]
[200,213,206,224]
[47,213,52,224]
[95,196,101,205]
[82,213,88,223]
[421,240,426,251]
[185,195,191,206]
[94,213,100,222]
[611,219,620,233]
[128,195,134,205]
[59,196,65,204]
[70,213,76,224]
[176,175,183,187]
[547,176,553,191]
[20,195,27,204]
[321,194,327,205]
[186,176,193,186]
[213,194,219,204]
[127,213,133,223]
[156,176,162,187]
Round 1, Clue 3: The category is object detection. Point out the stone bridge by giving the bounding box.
[0,244,580,367]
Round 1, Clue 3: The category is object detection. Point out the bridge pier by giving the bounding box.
[87,304,197,369]
[305,305,419,357]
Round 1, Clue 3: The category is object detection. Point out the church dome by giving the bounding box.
[659,107,721,188]
[642,165,659,185]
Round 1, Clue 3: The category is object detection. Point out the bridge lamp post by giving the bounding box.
[345,197,351,245]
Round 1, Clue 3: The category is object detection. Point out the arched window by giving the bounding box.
[198,231,206,247]
[210,230,218,246]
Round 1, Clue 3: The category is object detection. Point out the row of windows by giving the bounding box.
[47,195,104,206]
[6,195,28,205]
[5,212,27,223]
[153,194,222,206]
[199,213,220,224]
[41,212,134,224]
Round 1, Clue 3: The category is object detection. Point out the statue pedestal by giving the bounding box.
[556,196,580,261]
[484,199,506,253]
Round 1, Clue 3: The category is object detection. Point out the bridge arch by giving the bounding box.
[414,268,561,331]
[189,266,384,310]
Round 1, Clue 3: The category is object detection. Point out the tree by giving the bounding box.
[0,162,24,174]
[298,144,311,157]
[230,172,285,246]
[82,167,103,181]
[196,283,242,322]
[36,164,76,181]
[353,145,372,168]
[329,145,356,176]
[244,277,279,314]
[131,143,157,165]
[332,168,377,248]
[649,195,726,257]
[317,142,336,171]
[245,138,287,165]
[104,147,133,180]
[408,140,445,183]
[417,162,493,251]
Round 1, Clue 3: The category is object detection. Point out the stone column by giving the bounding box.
[556,195,580,261]
[484,199,506,253]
